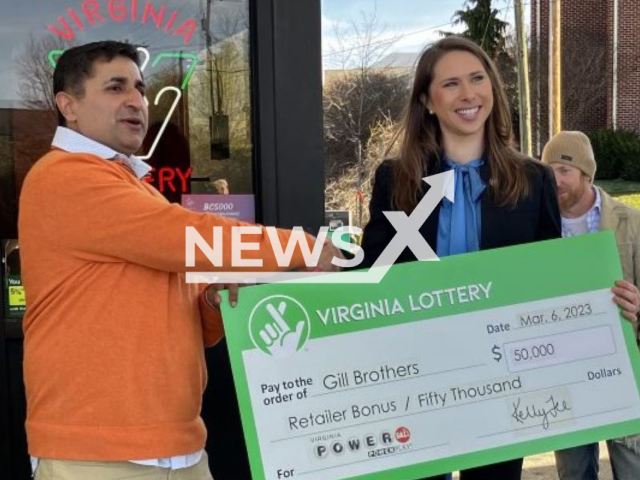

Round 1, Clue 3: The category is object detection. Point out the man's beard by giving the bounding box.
[558,183,588,212]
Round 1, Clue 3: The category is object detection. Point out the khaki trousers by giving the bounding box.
[34,452,214,480]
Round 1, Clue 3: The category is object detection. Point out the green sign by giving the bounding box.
[221,232,640,480]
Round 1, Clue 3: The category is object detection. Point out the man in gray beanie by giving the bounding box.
[542,130,640,480]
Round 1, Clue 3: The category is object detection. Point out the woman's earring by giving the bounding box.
[428,109,434,115]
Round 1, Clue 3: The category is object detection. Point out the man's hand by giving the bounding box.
[309,236,345,272]
[205,283,240,309]
[612,280,640,324]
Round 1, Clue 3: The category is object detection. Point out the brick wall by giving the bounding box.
[529,0,639,154]
[561,0,609,134]
[616,0,640,132]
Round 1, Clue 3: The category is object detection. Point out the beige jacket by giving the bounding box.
[598,187,640,340]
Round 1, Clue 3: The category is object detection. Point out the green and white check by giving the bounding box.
[220,231,640,480]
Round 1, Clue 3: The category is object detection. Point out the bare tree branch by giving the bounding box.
[15,34,73,111]
[323,7,409,226]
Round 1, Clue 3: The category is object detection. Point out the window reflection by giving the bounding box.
[0,0,252,240]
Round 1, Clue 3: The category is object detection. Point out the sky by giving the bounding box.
[0,0,527,103]
[321,0,526,70]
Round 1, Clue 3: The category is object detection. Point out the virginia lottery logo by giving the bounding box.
[249,295,310,356]
[312,427,412,460]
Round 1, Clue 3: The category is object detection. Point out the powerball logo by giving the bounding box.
[312,426,412,460]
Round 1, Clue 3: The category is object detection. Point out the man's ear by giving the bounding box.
[55,92,77,124]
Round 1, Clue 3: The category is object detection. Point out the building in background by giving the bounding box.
[530,0,640,155]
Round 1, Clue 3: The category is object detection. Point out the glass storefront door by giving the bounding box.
[0,0,254,242]
[0,2,254,478]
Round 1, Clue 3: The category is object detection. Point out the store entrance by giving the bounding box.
[0,0,325,478]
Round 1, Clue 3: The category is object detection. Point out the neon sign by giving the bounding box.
[48,47,198,161]
[144,167,192,193]
[47,0,197,45]
[47,44,201,197]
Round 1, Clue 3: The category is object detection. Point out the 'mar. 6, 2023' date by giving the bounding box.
[520,303,593,327]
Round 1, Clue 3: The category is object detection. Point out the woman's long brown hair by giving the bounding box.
[392,36,531,213]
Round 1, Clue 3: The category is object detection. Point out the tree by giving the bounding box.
[499,29,521,144]
[323,8,410,226]
[324,117,399,228]
[324,7,399,73]
[16,34,73,112]
[442,0,509,59]
[324,71,409,175]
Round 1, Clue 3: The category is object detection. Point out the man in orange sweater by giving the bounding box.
[19,41,340,480]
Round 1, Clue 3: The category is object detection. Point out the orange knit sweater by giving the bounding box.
[18,150,313,460]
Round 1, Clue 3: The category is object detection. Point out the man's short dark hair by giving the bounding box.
[53,41,141,126]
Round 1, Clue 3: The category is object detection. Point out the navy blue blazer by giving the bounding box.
[360,159,562,268]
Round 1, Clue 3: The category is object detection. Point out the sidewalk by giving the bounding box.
[521,444,612,480]
[451,442,613,479]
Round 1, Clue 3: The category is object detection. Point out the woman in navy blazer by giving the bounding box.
[359,36,561,480]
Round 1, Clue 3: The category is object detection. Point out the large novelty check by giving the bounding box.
[220,231,640,480]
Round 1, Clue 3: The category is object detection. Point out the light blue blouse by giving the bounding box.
[436,157,486,257]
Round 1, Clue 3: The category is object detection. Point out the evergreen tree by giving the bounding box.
[443,0,508,59]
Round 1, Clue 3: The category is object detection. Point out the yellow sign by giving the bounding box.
[8,285,26,307]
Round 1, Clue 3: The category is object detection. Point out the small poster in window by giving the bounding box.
[181,194,256,223]
[3,240,25,318]
[325,210,351,231]
[6,275,26,318]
